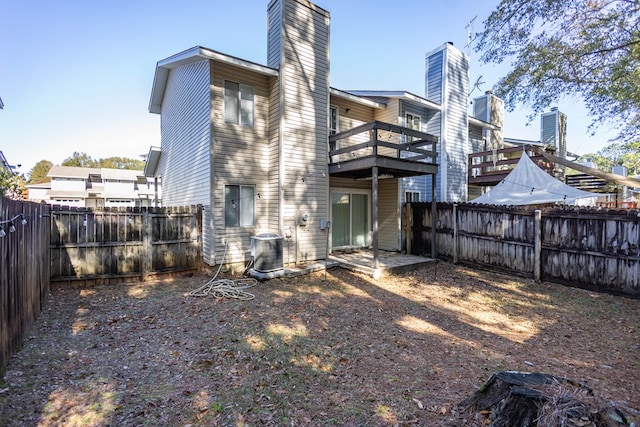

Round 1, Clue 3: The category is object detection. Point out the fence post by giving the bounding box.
[534,209,542,282]
[453,203,458,264]
[142,210,152,281]
[404,203,412,255]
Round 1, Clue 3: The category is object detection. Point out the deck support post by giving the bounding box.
[431,175,437,260]
[372,166,379,272]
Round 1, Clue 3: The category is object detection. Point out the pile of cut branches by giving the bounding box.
[458,371,639,427]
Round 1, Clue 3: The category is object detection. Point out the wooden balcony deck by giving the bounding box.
[328,120,438,180]
[468,145,554,186]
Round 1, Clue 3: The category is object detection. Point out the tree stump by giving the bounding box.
[457,371,638,427]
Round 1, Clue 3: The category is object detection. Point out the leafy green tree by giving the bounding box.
[27,160,53,184]
[0,168,26,200]
[62,152,99,168]
[61,152,144,170]
[578,141,640,174]
[475,0,640,141]
[99,156,144,170]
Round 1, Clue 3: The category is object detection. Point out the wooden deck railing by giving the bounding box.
[328,120,438,164]
[468,145,554,186]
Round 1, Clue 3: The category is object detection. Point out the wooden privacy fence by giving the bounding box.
[406,202,640,297]
[50,205,202,285]
[0,198,50,372]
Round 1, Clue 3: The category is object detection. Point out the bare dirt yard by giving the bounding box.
[1,262,639,426]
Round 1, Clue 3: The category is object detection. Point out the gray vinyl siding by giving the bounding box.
[424,43,469,202]
[267,0,283,68]
[270,0,330,263]
[425,48,445,201]
[425,50,444,104]
[378,179,400,251]
[155,60,213,262]
[211,62,272,265]
[442,46,470,202]
[422,107,441,202]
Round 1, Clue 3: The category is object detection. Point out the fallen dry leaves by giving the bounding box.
[1,262,638,426]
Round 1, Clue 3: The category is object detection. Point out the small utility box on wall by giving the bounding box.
[251,233,284,273]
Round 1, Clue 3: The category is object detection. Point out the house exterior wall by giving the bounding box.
[210,61,274,264]
[51,177,85,193]
[399,100,435,203]
[425,43,470,202]
[473,92,504,150]
[155,60,213,262]
[372,98,401,157]
[378,178,400,251]
[268,0,330,263]
[330,97,376,162]
[268,77,281,239]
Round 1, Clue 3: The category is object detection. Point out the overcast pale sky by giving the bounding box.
[0,0,618,176]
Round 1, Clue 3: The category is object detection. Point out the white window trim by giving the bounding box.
[329,105,339,162]
[329,187,372,250]
[405,112,422,143]
[405,191,421,203]
[224,184,256,228]
[224,80,254,127]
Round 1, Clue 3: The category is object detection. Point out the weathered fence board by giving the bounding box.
[50,205,202,284]
[408,202,640,297]
[0,198,50,372]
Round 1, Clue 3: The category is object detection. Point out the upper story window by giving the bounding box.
[405,113,421,143]
[329,106,338,135]
[224,80,254,127]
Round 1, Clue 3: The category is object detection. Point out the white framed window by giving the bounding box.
[405,112,421,143]
[224,80,254,127]
[329,105,339,162]
[405,191,420,203]
[329,105,338,135]
[225,185,255,228]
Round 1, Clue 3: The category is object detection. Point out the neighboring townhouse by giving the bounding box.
[34,165,160,208]
[25,182,51,204]
[146,0,501,269]
[0,151,11,173]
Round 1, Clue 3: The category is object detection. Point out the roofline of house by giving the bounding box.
[144,146,161,177]
[504,137,544,146]
[149,46,279,114]
[0,151,10,171]
[346,90,442,111]
[468,116,501,131]
[329,88,386,109]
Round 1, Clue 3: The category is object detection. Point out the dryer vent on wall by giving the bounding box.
[251,234,284,273]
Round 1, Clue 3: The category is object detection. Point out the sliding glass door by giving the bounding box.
[331,190,370,249]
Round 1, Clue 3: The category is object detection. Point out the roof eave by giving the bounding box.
[347,90,441,111]
[149,46,278,114]
[144,146,162,177]
[330,88,386,109]
[468,116,501,131]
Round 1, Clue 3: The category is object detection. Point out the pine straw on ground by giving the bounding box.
[1,262,639,426]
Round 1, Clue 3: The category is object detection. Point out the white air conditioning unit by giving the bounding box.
[251,233,284,273]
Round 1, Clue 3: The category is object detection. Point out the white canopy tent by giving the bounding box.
[469,153,598,206]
